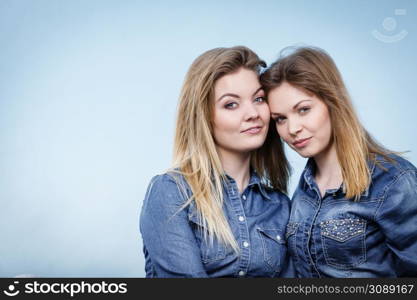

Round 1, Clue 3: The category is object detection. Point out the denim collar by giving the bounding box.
[224,170,272,201]
[302,157,377,198]
[172,167,273,201]
[302,158,317,192]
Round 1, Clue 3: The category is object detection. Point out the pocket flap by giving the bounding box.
[258,228,285,244]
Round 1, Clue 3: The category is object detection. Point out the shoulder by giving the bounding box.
[375,153,416,171]
[144,171,191,206]
[148,171,183,188]
[373,156,417,220]
[371,154,417,199]
[372,153,417,184]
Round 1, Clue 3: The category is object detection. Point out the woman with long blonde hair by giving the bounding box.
[140,46,293,277]
[261,46,417,277]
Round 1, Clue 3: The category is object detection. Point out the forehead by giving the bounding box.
[268,82,316,110]
[214,68,260,96]
[269,82,310,101]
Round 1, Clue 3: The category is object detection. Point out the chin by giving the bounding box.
[293,147,316,158]
[240,142,265,153]
[298,152,314,158]
[244,145,263,153]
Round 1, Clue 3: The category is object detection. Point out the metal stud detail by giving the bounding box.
[319,218,366,242]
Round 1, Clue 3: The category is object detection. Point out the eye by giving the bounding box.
[224,102,238,109]
[273,116,286,125]
[299,106,310,114]
[254,96,265,103]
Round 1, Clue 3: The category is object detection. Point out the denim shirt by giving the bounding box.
[140,170,294,277]
[287,154,417,277]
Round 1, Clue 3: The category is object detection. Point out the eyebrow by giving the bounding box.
[293,99,312,109]
[270,99,312,116]
[217,86,264,102]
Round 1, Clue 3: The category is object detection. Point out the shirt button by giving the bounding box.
[238,271,245,276]
[243,241,249,248]
[276,235,281,241]
[242,195,246,200]
[238,216,245,222]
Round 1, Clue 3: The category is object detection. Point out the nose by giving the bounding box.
[287,117,302,136]
[244,102,260,121]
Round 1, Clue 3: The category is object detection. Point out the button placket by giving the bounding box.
[227,177,250,278]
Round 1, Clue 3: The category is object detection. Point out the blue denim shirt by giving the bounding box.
[287,154,417,277]
[140,170,294,277]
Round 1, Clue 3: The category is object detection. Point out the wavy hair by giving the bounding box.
[172,46,290,251]
[261,46,394,200]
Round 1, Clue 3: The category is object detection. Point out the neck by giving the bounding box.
[313,142,343,194]
[217,148,251,194]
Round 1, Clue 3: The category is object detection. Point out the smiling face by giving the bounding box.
[212,67,270,157]
[268,81,333,158]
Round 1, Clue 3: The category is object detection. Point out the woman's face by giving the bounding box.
[268,81,332,158]
[212,67,270,157]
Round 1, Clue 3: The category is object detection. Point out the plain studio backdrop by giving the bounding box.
[0,0,416,277]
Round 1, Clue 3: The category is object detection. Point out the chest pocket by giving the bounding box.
[257,228,287,273]
[319,218,367,269]
[188,212,227,264]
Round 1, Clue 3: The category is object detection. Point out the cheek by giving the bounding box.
[276,124,289,141]
[267,97,279,111]
[304,111,332,152]
[259,104,270,122]
[213,111,239,134]
[323,118,332,138]
[314,110,332,138]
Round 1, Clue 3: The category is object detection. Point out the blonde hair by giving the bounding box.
[261,46,393,200]
[172,46,290,252]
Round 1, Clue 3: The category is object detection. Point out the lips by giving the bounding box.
[292,137,311,148]
[241,125,263,134]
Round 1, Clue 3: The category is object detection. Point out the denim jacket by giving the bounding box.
[287,154,417,277]
[140,170,294,277]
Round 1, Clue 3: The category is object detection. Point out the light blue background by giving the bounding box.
[1,0,416,277]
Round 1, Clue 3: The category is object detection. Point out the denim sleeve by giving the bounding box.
[140,174,208,278]
[375,170,417,276]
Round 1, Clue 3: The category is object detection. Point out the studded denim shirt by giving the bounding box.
[140,171,294,277]
[287,154,417,277]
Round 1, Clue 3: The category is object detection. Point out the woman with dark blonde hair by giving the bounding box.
[140,46,293,277]
[261,46,417,277]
